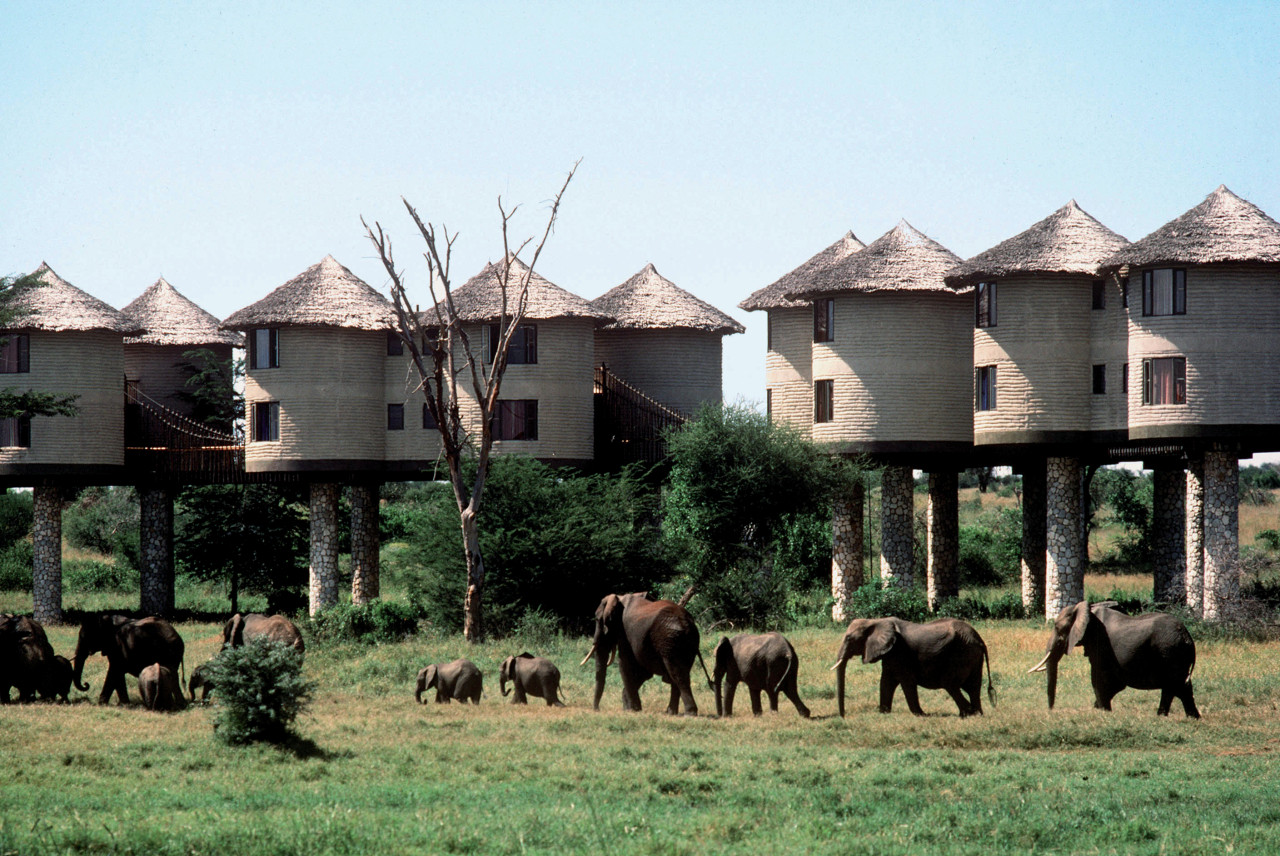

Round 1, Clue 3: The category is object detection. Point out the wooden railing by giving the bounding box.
[593,365,687,468]
[124,388,244,483]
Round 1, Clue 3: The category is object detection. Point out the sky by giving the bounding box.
[4,1,1280,425]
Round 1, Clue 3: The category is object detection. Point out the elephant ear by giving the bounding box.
[713,637,732,669]
[1067,601,1092,650]
[518,652,534,659]
[230,614,246,647]
[864,622,898,664]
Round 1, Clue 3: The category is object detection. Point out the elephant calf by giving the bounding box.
[416,659,482,704]
[189,663,214,702]
[499,653,565,706]
[223,613,305,656]
[713,632,810,718]
[139,663,186,712]
[39,655,74,703]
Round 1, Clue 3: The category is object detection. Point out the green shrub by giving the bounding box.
[0,491,33,552]
[63,559,139,592]
[842,583,931,623]
[938,591,1029,621]
[0,540,33,590]
[206,639,312,745]
[308,600,423,644]
[63,487,139,564]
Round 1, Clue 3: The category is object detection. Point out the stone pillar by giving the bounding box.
[308,482,340,616]
[1202,450,1240,622]
[1045,456,1084,620]
[879,465,914,589]
[32,486,63,625]
[1151,467,1186,606]
[350,484,381,605]
[831,482,864,622]
[1184,458,1205,617]
[926,471,959,610]
[1020,462,1047,616]
[139,486,175,617]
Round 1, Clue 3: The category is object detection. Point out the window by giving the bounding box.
[975,366,997,411]
[1121,277,1130,308]
[252,401,280,441]
[814,379,833,423]
[387,403,404,430]
[766,315,774,351]
[0,415,30,448]
[1091,280,1106,310]
[487,323,537,364]
[492,400,538,440]
[1143,357,1186,405]
[1122,363,1129,394]
[250,328,279,369]
[813,298,834,343]
[422,402,438,430]
[0,334,29,373]
[975,282,997,328]
[1141,269,1186,316]
[386,331,403,356]
[1092,364,1106,394]
[766,389,773,419]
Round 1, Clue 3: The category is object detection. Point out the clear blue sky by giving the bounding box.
[5,1,1279,411]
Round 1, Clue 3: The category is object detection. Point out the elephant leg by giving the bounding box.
[618,661,644,711]
[749,687,763,716]
[782,681,810,719]
[766,690,779,712]
[1158,687,1174,716]
[1179,684,1201,719]
[668,666,697,716]
[877,669,898,713]
[946,687,972,717]
[900,681,925,716]
[724,678,737,717]
[513,686,527,705]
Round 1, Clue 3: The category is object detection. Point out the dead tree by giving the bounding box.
[363,165,577,642]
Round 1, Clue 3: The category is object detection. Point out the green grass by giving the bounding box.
[4,604,1280,855]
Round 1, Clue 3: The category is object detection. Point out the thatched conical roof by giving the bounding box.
[5,263,142,334]
[739,231,865,311]
[123,277,243,347]
[593,264,744,334]
[787,221,964,298]
[945,201,1130,288]
[221,255,397,331]
[1102,186,1280,270]
[445,255,612,323]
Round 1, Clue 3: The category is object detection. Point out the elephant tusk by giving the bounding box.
[829,659,845,672]
[606,648,616,668]
[1028,651,1053,674]
[580,643,596,667]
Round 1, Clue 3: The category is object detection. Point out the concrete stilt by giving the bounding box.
[926,471,959,610]
[308,482,340,616]
[350,484,381,605]
[139,486,175,617]
[1184,458,1205,617]
[1045,456,1084,620]
[879,465,914,589]
[831,482,865,623]
[32,486,63,625]
[1202,450,1239,622]
[1151,467,1186,606]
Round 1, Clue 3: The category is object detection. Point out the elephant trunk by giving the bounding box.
[1029,648,1062,710]
[500,674,510,697]
[714,674,724,717]
[834,658,848,717]
[71,634,91,693]
[592,650,608,711]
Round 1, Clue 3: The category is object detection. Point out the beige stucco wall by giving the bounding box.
[244,326,386,469]
[125,343,234,417]
[764,307,813,437]
[1127,264,1280,438]
[1089,274,1129,434]
[972,274,1092,443]
[383,340,445,468]
[0,330,124,467]
[811,291,972,448]
[594,328,723,416]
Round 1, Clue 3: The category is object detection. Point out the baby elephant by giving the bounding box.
[188,662,214,702]
[499,653,565,706]
[713,632,810,718]
[39,655,74,703]
[416,659,482,704]
[223,613,305,656]
[139,663,186,712]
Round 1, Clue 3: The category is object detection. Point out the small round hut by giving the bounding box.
[447,255,611,467]
[739,232,864,433]
[591,263,744,416]
[121,277,243,421]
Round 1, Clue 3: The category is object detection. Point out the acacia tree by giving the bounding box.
[363,165,577,641]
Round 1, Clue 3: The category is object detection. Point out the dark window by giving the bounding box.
[386,331,404,356]
[1092,364,1106,394]
[1142,357,1187,405]
[422,402,438,430]
[766,314,774,351]
[814,379,833,423]
[1091,280,1106,310]
[1122,363,1129,394]
[766,389,773,419]
[1141,269,1186,316]
[813,298,834,343]
[975,366,997,411]
[1121,277,1129,308]
[387,403,404,430]
[250,328,279,369]
[488,323,537,364]
[0,334,29,373]
[0,415,31,447]
[252,401,279,442]
[492,400,538,440]
[975,282,997,328]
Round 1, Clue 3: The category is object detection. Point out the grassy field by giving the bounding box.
[3,605,1280,855]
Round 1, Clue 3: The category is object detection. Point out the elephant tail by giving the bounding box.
[983,644,996,708]
[696,649,714,693]
[771,651,796,696]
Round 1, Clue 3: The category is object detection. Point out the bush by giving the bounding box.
[0,491,33,552]
[63,487,139,566]
[842,583,932,623]
[0,540,33,590]
[206,639,312,745]
[63,558,139,592]
[308,600,423,644]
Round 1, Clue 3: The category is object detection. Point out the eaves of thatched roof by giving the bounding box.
[945,201,1130,288]
[444,255,612,323]
[592,264,744,335]
[1102,186,1280,270]
[6,263,142,334]
[787,221,964,298]
[739,231,865,311]
[221,255,397,331]
[123,277,243,347]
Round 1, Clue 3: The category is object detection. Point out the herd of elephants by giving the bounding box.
[0,591,1201,719]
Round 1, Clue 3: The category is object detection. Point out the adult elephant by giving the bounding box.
[713,632,810,718]
[223,613,305,656]
[72,614,185,705]
[582,592,711,715]
[831,617,993,717]
[1029,600,1199,717]
[0,614,56,702]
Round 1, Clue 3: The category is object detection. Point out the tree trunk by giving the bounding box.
[461,506,485,642]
